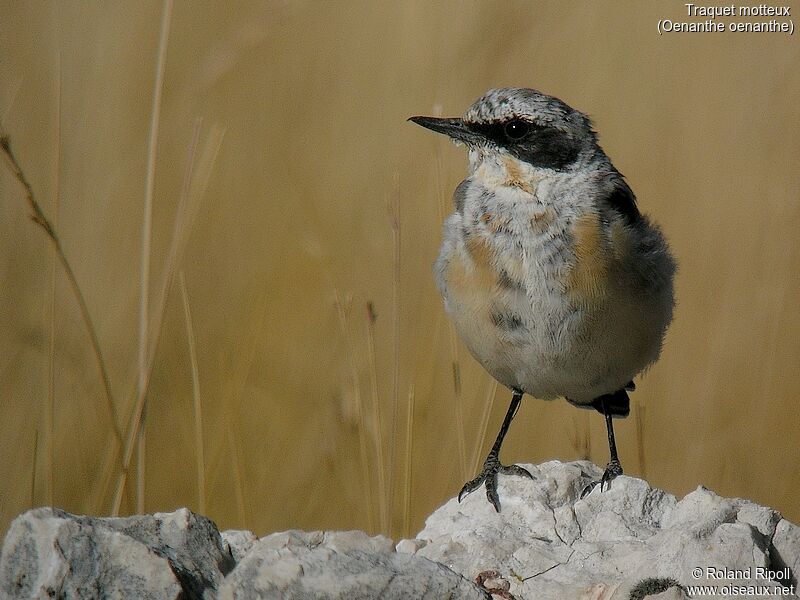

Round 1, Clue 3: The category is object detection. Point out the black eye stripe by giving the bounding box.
[467,120,580,170]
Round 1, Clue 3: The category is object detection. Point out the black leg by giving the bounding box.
[600,400,623,488]
[458,389,533,512]
[581,393,625,498]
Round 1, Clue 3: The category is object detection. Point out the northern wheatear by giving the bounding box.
[410,88,676,511]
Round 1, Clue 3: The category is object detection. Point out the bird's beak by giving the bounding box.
[408,116,482,145]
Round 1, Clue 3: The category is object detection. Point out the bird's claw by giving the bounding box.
[580,458,623,498]
[457,453,533,512]
[457,474,486,502]
[601,458,623,487]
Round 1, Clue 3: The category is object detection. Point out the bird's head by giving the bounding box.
[409,88,599,174]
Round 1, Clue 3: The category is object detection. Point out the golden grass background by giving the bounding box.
[1,2,798,540]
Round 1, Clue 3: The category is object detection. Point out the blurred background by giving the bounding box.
[1,2,798,541]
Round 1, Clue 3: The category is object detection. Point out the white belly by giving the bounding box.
[435,203,674,404]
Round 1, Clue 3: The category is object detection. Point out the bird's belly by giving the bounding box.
[440,242,669,403]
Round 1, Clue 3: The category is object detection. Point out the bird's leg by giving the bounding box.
[458,389,533,512]
[600,403,623,486]
[581,394,624,498]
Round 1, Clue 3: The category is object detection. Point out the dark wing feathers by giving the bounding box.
[604,180,641,225]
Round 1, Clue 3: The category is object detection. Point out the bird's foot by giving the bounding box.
[580,458,623,499]
[458,452,533,512]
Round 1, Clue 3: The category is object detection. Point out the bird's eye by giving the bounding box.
[504,120,529,140]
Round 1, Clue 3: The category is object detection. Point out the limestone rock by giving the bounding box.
[2,461,796,600]
[221,529,258,563]
[398,460,799,600]
[0,507,233,599]
[773,517,800,589]
[217,529,488,599]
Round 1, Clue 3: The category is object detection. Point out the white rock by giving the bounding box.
[0,507,234,599]
[2,462,796,600]
[395,537,427,554]
[221,529,258,563]
[773,518,800,587]
[0,508,181,599]
[412,460,798,600]
[217,529,487,599]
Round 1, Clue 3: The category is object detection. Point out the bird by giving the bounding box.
[409,88,676,511]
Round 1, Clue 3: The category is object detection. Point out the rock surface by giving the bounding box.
[218,529,487,599]
[0,506,233,599]
[1,460,797,600]
[400,460,799,600]
[0,510,486,600]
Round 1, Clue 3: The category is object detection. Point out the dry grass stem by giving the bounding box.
[334,291,375,533]
[136,412,146,514]
[567,412,592,461]
[45,48,64,508]
[111,120,223,515]
[365,301,389,533]
[45,265,55,508]
[472,379,498,474]
[402,385,415,539]
[205,283,268,487]
[0,76,23,128]
[0,135,122,447]
[30,429,39,506]
[635,399,647,478]
[433,143,468,480]
[135,0,174,515]
[228,425,248,529]
[180,271,206,514]
[387,176,401,535]
[91,433,124,514]
[448,328,467,479]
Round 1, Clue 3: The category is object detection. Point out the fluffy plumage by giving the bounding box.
[410,87,676,510]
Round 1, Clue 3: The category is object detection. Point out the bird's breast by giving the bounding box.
[435,175,649,396]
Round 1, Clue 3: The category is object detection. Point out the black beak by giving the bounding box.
[408,116,482,145]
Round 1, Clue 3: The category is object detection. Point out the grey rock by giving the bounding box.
[2,462,796,600]
[217,529,488,599]
[773,518,800,589]
[0,507,234,599]
[221,529,258,563]
[400,460,798,600]
[0,507,181,599]
[395,537,427,554]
